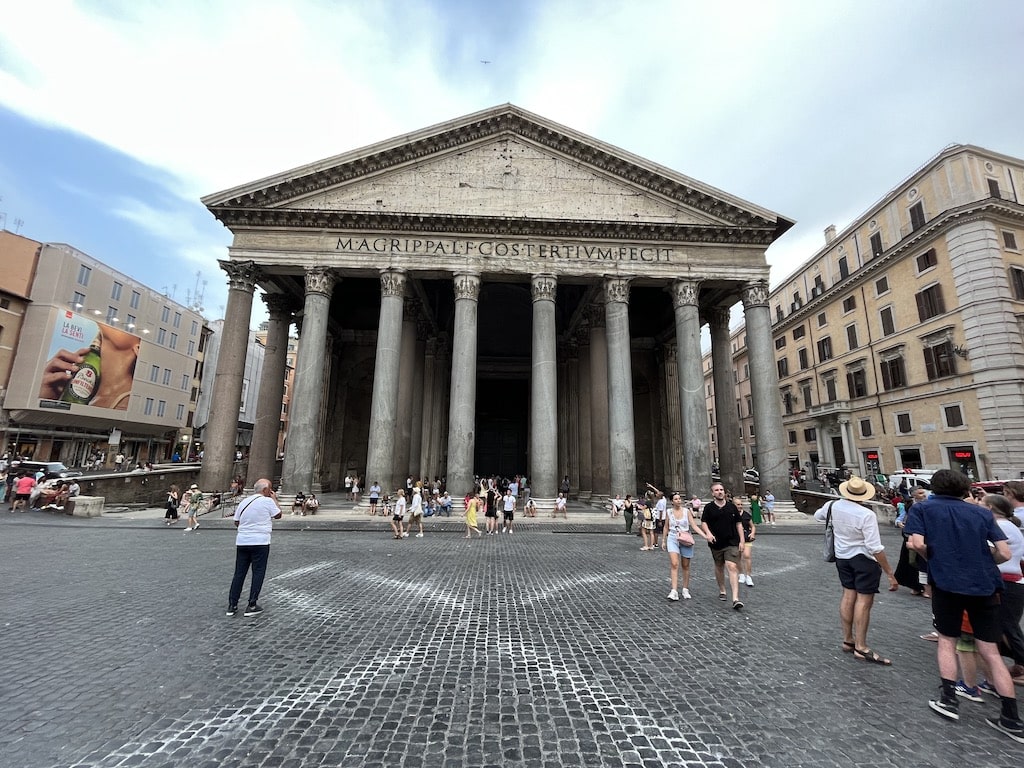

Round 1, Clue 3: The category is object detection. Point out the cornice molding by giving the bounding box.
[208,112,779,230]
[208,208,777,246]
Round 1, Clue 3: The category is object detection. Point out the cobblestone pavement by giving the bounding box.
[2,513,1020,767]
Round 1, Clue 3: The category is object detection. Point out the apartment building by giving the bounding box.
[2,242,209,467]
[705,144,1024,482]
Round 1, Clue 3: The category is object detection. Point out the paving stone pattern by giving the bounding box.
[1,516,1019,767]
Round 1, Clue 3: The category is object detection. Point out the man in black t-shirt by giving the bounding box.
[700,482,747,610]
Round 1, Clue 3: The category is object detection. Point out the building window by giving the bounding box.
[880,306,895,336]
[175,403,185,420]
[144,397,154,416]
[817,336,833,363]
[162,368,172,386]
[181,374,190,390]
[916,248,938,272]
[157,328,167,345]
[170,332,178,350]
[943,404,964,428]
[988,178,1001,199]
[817,312,827,328]
[161,306,170,323]
[788,430,797,445]
[77,264,91,286]
[111,282,123,301]
[875,276,889,296]
[106,306,118,323]
[150,364,159,382]
[846,324,859,351]
[798,348,809,369]
[880,354,907,390]
[71,291,85,309]
[783,390,794,415]
[924,340,957,380]
[1004,231,1019,250]
[909,201,926,231]
[1011,267,1024,300]
[191,320,199,335]
[775,336,786,350]
[173,311,181,328]
[777,358,789,377]
[859,418,873,437]
[870,232,883,257]
[187,339,196,355]
[842,296,856,313]
[916,284,946,321]
[775,305,784,322]
[130,290,140,309]
[824,377,838,402]
[746,396,753,417]
[125,313,136,329]
[800,380,813,408]
[804,427,817,442]
[847,368,868,398]
[838,256,849,280]
[157,400,166,418]
[793,325,806,340]
[743,363,749,380]
[896,412,912,434]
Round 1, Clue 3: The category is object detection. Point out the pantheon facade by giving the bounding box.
[199,105,794,504]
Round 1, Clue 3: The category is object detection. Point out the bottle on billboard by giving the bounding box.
[60,334,102,404]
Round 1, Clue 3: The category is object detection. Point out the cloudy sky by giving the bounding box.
[2,0,1022,327]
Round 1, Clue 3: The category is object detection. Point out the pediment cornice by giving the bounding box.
[204,106,793,238]
[210,208,777,246]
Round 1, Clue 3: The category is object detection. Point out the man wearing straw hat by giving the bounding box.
[814,475,898,665]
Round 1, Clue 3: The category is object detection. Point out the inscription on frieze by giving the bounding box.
[336,236,673,263]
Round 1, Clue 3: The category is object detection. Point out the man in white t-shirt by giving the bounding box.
[652,491,668,549]
[502,488,517,534]
[227,478,282,617]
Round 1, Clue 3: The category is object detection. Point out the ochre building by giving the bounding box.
[200,105,794,503]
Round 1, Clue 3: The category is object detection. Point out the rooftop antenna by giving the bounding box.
[13,218,23,234]
[185,270,207,314]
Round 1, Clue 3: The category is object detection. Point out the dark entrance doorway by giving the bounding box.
[474,377,528,479]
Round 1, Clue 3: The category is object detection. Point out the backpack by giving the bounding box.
[643,507,653,522]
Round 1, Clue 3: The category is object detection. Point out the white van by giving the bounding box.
[888,470,935,492]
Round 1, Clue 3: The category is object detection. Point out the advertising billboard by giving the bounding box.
[38,311,140,411]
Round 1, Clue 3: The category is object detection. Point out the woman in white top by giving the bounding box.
[664,492,708,600]
[985,493,1024,678]
[391,489,407,539]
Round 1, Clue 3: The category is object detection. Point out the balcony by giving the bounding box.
[807,400,852,418]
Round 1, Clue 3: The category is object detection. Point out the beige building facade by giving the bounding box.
[199,105,795,501]
[3,243,208,467]
[706,144,1024,483]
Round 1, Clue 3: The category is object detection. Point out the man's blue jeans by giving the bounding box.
[229,545,270,607]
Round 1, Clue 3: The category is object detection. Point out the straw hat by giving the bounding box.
[839,476,875,502]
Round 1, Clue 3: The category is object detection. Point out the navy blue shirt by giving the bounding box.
[904,495,1006,596]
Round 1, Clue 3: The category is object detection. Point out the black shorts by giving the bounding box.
[835,554,882,595]
[931,585,1003,643]
[654,519,665,533]
[503,511,514,521]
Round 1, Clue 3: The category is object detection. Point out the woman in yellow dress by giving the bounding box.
[464,493,483,538]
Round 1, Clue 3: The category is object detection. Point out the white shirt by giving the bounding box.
[654,497,667,520]
[410,492,423,515]
[234,493,280,546]
[814,498,884,560]
[997,518,1024,578]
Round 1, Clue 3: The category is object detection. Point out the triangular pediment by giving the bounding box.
[204,104,793,240]
[286,137,719,225]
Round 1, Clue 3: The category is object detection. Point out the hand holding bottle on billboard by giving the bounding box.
[39,347,90,400]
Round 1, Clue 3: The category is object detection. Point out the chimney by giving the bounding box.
[824,224,837,244]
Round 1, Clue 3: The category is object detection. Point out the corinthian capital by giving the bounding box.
[671,279,701,309]
[219,260,261,292]
[531,274,557,303]
[584,302,606,329]
[304,267,338,297]
[262,292,297,320]
[741,280,770,309]
[380,269,407,298]
[453,272,481,301]
[705,305,732,331]
[604,276,631,305]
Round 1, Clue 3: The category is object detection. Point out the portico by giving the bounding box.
[199,105,794,504]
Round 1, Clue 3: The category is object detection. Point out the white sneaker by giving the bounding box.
[667,589,679,601]
[681,588,692,599]
[746,576,754,587]
[739,574,748,585]
[183,527,193,532]
[402,532,409,538]
[415,533,423,538]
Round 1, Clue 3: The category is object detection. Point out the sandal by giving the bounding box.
[853,648,892,666]
[842,641,856,653]
[920,631,940,642]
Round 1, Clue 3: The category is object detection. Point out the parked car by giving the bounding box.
[11,460,83,480]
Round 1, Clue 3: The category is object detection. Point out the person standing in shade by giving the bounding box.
[622,494,635,535]
[368,481,381,516]
[905,470,1024,741]
[226,478,282,617]
[700,482,746,610]
[501,487,516,534]
[815,475,898,664]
